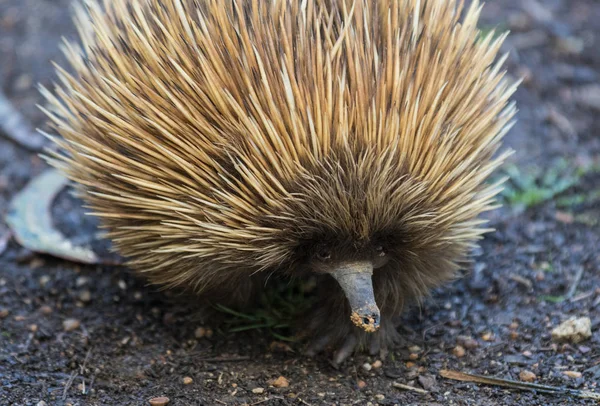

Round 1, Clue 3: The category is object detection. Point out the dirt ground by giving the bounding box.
[1,0,599,405]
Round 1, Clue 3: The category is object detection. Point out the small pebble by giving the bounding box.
[149,396,169,406]
[552,317,592,344]
[194,327,207,338]
[269,341,293,353]
[63,319,81,332]
[357,380,367,389]
[36,402,48,406]
[39,275,51,286]
[463,339,478,349]
[409,353,419,360]
[523,350,533,357]
[14,315,25,321]
[270,376,289,388]
[510,331,519,340]
[519,370,536,382]
[408,345,421,353]
[362,362,372,371]
[194,326,214,338]
[375,394,385,400]
[453,345,466,358]
[29,324,38,332]
[39,305,53,315]
[371,360,383,369]
[183,376,193,385]
[0,309,8,319]
[79,290,92,303]
[405,361,416,368]
[458,336,479,349]
[252,387,265,394]
[75,276,88,287]
[481,332,494,341]
[555,211,574,224]
[418,375,436,390]
[563,371,582,379]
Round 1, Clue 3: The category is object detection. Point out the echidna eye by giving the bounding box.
[316,248,331,261]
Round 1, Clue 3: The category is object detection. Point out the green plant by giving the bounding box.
[539,295,566,304]
[499,159,581,208]
[214,278,317,341]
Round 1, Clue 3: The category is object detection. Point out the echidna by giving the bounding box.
[41,0,517,363]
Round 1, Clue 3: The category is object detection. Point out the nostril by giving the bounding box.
[362,315,380,326]
[352,311,381,332]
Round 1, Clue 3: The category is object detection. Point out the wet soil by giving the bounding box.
[0,0,599,405]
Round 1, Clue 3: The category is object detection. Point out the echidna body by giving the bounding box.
[43,0,517,361]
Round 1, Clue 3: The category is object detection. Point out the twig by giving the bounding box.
[547,106,576,138]
[251,397,284,405]
[392,382,429,395]
[440,369,600,400]
[80,348,92,374]
[199,356,251,363]
[509,273,533,290]
[566,266,585,300]
[88,374,95,395]
[570,290,595,302]
[62,371,78,400]
[297,398,313,406]
[0,90,45,151]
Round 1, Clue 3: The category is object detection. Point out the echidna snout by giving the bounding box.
[334,266,380,333]
[312,253,386,332]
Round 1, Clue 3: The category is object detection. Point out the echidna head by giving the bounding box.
[257,151,436,333]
